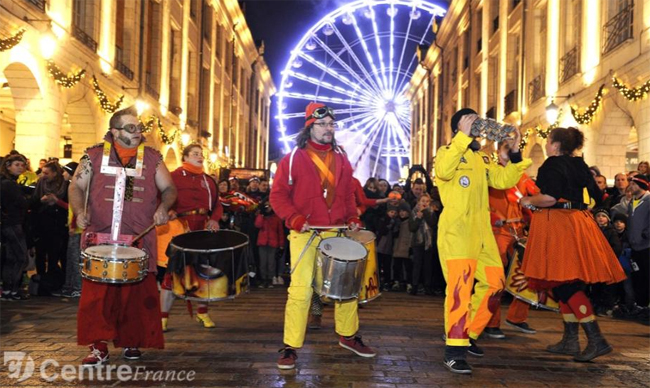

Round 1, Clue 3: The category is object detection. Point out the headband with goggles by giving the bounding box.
[310,106,336,120]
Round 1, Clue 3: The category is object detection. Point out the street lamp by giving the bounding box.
[545,93,575,124]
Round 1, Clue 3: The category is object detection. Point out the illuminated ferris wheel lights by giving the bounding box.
[323,23,335,36]
[283,80,293,88]
[342,13,353,25]
[387,7,398,17]
[410,9,422,19]
[305,38,317,50]
[292,59,303,68]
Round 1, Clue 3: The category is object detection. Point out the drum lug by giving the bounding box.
[103,262,109,269]
[102,271,108,278]
[123,262,129,269]
[123,271,128,280]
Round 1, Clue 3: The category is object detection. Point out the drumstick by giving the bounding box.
[309,225,349,230]
[131,222,156,246]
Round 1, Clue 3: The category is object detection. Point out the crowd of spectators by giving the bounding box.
[1,148,648,324]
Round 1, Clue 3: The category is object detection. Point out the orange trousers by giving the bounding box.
[487,232,529,327]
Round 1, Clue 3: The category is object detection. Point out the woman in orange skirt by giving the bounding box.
[520,127,626,362]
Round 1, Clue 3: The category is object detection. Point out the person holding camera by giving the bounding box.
[435,108,530,374]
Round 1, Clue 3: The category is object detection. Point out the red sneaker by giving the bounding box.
[122,348,142,360]
[82,343,109,367]
[339,335,376,357]
[277,347,297,370]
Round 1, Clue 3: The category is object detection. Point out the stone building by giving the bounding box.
[0,0,275,172]
[408,0,650,179]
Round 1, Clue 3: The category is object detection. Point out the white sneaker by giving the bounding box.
[277,276,285,285]
[272,276,279,285]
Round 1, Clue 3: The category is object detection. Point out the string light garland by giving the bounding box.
[519,110,562,149]
[613,77,650,101]
[0,29,25,52]
[47,60,85,88]
[91,75,124,114]
[157,116,178,145]
[571,84,605,125]
[139,115,155,133]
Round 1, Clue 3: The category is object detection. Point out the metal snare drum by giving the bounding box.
[313,237,368,301]
[80,244,148,284]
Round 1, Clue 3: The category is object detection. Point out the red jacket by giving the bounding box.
[270,146,358,230]
[171,167,223,231]
[255,213,285,248]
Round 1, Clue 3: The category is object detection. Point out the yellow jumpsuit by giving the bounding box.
[435,132,531,347]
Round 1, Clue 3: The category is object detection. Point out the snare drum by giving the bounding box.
[81,245,148,284]
[313,237,368,301]
[166,230,250,302]
[345,230,381,303]
[505,240,559,312]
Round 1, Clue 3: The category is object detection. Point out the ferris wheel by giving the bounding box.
[276,0,446,181]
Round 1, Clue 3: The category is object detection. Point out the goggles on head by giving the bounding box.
[310,106,336,120]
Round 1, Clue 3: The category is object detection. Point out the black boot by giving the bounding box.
[574,320,612,362]
[546,321,580,356]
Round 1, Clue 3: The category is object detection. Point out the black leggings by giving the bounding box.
[553,281,586,303]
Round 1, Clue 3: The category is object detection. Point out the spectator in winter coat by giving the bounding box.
[255,198,285,288]
[391,201,412,291]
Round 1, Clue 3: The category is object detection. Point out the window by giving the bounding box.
[559,0,581,83]
[602,0,634,54]
[72,0,99,51]
[145,0,162,98]
[115,0,135,80]
[202,3,212,41]
[169,29,182,113]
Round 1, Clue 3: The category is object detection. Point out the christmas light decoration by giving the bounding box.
[47,60,85,88]
[519,110,562,149]
[0,29,25,52]
[613,77,650,101]
[139,115,155,133]
[571,84,605,125]
[92,75,124,114]
[157,116,178,145]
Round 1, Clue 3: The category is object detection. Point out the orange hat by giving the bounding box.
[305,102,335,127]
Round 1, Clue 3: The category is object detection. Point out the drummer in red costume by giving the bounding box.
[159,144,223,331]
[270,102,376,370]
[69,106,177,366]
[520,127,626,362]
[483,141,539,339]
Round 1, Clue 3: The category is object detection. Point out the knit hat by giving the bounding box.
[630,174,649,191]
[451,108,477,135]
[305,102,335,127]
[398,200,411,213]
[593,208,610,222]
[387,204,399,213]
[612,212,628,224]
[63,161,79,175]
[249,176,260,183]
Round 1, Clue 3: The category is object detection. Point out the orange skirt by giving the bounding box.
[521,209,626,290]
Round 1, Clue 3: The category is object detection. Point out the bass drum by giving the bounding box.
[166,230,250,302]
[344,230,381,303]
[505,239,559,312]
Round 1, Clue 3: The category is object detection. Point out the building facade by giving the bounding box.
[0,0,275,172]
[408,0,650,179]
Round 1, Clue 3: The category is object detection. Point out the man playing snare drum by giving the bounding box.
[270,102,376,370]
[69,106,177,367]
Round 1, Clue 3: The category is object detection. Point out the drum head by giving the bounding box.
[318,237,367,261]
[345,230,376,244]
[85,244,145,258]
[170,230,249,253]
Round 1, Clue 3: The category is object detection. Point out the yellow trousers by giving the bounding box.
[284,230,359,348]
[440,246,505,347]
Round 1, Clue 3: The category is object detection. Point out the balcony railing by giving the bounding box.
[559,46,579,84]
[527,73,544,105]
[72,24,98,52]
[115,47,134,80]
[602,2,634,54]
[24,0,45,12]
[504,90,517,116]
